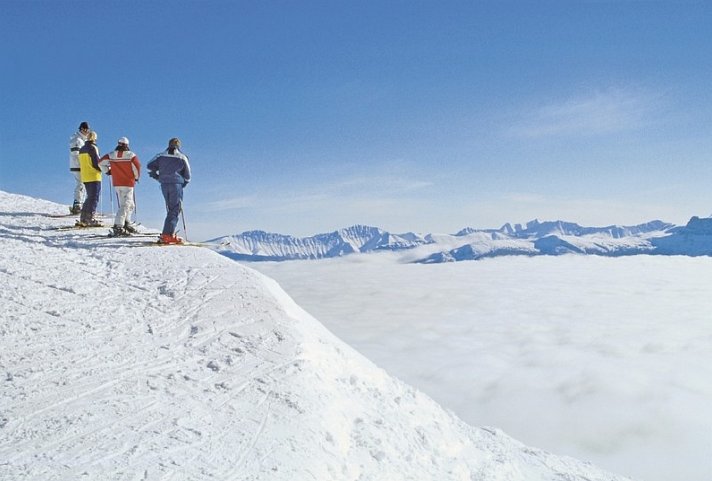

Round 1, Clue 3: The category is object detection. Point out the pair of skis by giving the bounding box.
[84,231,204,247]
[48,214,202,247]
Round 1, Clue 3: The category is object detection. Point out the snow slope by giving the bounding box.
[0,191,631,480]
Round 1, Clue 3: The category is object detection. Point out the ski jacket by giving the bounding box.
[78,141,102,183]
[69,130,87,171]
[147,148,191,185]
[99,149,141,187]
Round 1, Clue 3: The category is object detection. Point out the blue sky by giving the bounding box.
[2,1,712,239]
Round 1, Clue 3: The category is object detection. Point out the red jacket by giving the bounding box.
[99,149,141,187]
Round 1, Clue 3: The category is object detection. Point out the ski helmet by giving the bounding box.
[79,121,90,131]
[168,137,181,148]
[118,136,129,146]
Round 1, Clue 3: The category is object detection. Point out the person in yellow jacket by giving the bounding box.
[77,131,103,227]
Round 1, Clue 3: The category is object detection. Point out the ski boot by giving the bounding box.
[123,222,138,234]
[158,233,184,245]
[110,225,129,237]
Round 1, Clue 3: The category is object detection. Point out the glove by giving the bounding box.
[183,182,189,188]
[106,170,112,176]
[149,171,159,180]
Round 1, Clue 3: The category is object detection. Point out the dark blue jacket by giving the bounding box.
[147,148,191,185]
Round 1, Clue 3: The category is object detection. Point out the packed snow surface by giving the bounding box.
[0,190,631,480]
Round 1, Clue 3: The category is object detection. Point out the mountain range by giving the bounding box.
[210,217,712,263]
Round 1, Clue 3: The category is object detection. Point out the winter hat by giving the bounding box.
[168,137,181,148]
[87,131,98,142]
[79,121,90,131]
[118,136,129,146]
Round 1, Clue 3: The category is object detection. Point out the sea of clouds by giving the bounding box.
[252,254,712,481]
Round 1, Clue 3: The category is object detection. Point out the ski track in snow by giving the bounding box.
[0,191,633,481]
[1,204,301,479]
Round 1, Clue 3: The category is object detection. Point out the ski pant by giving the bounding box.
[71,170,85,204]
[160,183,184,235]
[80,181,101,222]
[113,186,135,227]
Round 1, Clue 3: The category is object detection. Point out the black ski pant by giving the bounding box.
[80,181,101,222]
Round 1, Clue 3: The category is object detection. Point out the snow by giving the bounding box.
[0,190,631,481]
[252,252,712,481]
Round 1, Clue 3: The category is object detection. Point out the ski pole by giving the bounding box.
[180,200,188,242]
[132,189,138,223]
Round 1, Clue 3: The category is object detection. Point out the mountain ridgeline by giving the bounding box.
[211,217,712,263]
[212,225,429,261]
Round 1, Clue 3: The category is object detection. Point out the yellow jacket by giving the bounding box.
[78,141,102,183]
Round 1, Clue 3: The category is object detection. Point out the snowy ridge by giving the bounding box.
[418,220,673,263]
[211,224,429,261]
[0,190,630,481]
[212,218,701,263]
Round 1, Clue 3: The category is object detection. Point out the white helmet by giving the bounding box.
[118,136,129,146]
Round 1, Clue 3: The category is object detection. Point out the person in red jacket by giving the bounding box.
[99,137,141,237]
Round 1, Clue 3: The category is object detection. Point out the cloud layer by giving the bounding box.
[511,87,662,138]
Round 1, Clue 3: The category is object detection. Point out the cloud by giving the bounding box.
[200,196,257,212]
[193,172,435,233]
[254,175,433,215]
[511,87,662,138]
[331,176,434,193]
[501,192,548,204]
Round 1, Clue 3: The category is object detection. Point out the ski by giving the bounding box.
[54,224,107,231]
[43,212,111,219]
[86,232,161,239]
[140,241,207,247]
[43,213,78,218]
[118,233,161,238]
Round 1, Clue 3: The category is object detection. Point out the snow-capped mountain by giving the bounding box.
[210,217,712,263]
[0,190,631,481]
[211,224,429,261]
[418,219,676,263]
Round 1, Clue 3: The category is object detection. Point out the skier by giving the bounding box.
[77,130,103,227]
[99,137,141,237]
[147,138,191,244]
[69,121,90,214]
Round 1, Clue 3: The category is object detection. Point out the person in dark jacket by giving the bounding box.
[147,138,191,244]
